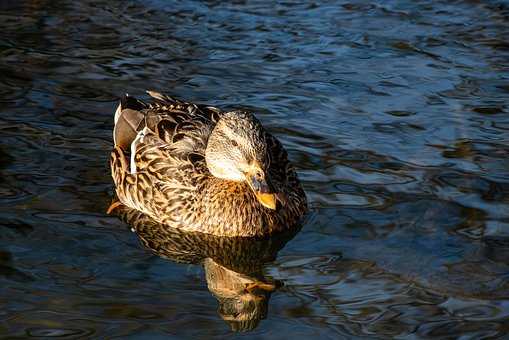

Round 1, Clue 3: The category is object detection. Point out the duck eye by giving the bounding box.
[231,139,238,147]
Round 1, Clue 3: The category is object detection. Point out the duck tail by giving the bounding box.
[114,94,146,124]
[113,94,146,151]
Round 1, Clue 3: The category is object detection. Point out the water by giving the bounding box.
[1,0,509,338]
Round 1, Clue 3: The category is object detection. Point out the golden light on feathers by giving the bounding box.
[110,91,307,237]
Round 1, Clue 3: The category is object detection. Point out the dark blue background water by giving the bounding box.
[1,0,509,338]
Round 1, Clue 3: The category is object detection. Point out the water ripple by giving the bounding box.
[0,0,508,337]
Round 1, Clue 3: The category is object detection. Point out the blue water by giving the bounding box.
[1,0,508,338]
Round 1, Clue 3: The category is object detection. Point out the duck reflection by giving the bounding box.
[115,206,300,332]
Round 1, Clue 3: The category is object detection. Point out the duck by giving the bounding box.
[109,91,307,237]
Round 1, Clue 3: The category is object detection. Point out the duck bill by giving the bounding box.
[247,175,277,210]
[255,192,277,210]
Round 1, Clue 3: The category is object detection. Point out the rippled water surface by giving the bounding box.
[1,0,509,338]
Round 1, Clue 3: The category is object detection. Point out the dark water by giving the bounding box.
[1,0,509,338]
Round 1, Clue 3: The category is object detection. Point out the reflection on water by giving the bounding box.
[117,207,298,332]
[1,0,509,338]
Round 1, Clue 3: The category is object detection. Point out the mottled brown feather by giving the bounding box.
[110,91,307,237]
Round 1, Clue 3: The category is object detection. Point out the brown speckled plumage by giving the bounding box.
[110,91,307,237]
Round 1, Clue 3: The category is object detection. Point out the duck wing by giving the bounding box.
[111,91,225,219]
[113,91,223,157]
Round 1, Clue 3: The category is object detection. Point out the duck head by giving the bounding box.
[205,111,277,210]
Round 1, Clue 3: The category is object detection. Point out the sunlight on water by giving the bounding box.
[0,0,508,337]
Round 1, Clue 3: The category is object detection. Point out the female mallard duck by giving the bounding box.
[110,91,307,237]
